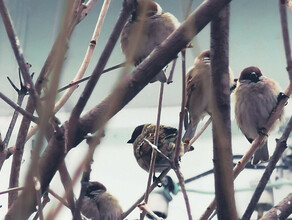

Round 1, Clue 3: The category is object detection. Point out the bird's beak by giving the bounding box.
[127,139,133,144]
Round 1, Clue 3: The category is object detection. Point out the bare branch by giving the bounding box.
[73,0,233,148]
[73,130,104,220]
[141,83,164,220]
[122,168,171,219]
[138,203,164,220]
[48,189,70,208]
[188,117,211,147]
[54,0,112,111]
[0,0,39,104]
[67,0,136,149]
[242,116,292,219]
[260,192,292,219]
[79,0,98,22]
[0,92,39,123]
[0,187,24,195]
[173,49,193,220]
[280,0,292,81]
[58,161,75,213]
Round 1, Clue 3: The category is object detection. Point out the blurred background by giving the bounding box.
[0,0,292,219]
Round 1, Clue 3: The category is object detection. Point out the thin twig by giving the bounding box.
[54,0,112,111]
[47,130,104,220]
[0,92,39,123]
[122,168,171,219]
[0,0,39,104]
[188,117,212,147]
[173,49,193,220]
[57,62,124,93]
[67,0,135,150]
[0,186,24,195]
[242,116,292,219]
[48,189,70,208]
[79,0,98,22]
[141,82,165,220]
[5,1,114,163]
[143,139,173,164]
[58,161,75,213]
[73,130,104,220]
[32,192,50,220]
[167,59,177,84]
[138,203,164,220]
[280,0,292,81]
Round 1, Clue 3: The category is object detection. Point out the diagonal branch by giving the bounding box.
[67,0,136,149]
[260,192,292,219]
[0,92,39,123]
[242,116,292,219]
[73,0,233,148]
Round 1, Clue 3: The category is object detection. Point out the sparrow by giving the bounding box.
[183,50,235,140]
[81,181,122,220]
[127,124,191,173]
[234,66,284,165]
[120,0,180,83]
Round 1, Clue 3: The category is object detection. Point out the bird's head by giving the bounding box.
[127,124,145,143]
[85,181,107,199]
[239,66,263,83]
[195,50,211,65]
[131,0,162,21]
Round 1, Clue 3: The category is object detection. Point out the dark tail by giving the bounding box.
[251,141,269,165]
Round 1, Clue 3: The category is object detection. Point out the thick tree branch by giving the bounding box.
[200,1,292,218]
[210,4,237,220]
[73,0,233,147]
[5,127,65,220]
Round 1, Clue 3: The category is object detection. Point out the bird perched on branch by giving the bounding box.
[81,181,122,220]
[234,66,285,165]
[127,124,192,173]
[183,50,235,140]
[120,0,180,83]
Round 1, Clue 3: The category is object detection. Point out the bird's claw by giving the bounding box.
[258,128,268,137]
[277,92,289,104]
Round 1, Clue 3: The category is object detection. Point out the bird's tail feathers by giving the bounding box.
[182,123,198,142]
[251,141,269,165]
[150,70,167,83]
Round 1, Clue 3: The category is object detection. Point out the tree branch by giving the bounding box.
[0,92,39,123]
[73,0,233,148]
[67,0,136,149]
[242,116,292,219]
[0,0,39,104]
[260,193,292,220]
[210,4,238,220]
